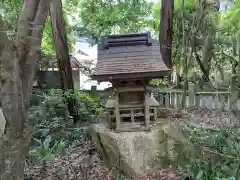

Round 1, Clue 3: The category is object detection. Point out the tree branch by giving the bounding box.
[22,0,51,107]
[192,37,211,82]
[17,0,41,69]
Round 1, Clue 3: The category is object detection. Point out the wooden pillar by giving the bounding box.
[144,90,150,129]
[115,89,120,130]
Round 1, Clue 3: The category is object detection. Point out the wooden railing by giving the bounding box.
[83,84,239,110]
[153,84,237,110]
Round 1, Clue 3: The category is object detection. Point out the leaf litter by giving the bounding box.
[25,107,237,180]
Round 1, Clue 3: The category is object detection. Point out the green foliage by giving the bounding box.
[0,0,75,68]
[218,0,240,34]
[150,0,240,89]
[151,0,196,36]
[40,12,75,67]
[29,136,70,165]
[150,78,171,88]
[174,122,240,180]
[28,89,103,165]
[0,0,23,38]
[78,92,103,120]
[41,2,75,67]
[174,0,196,11]
[71,0,153,41]
[41,17,55,56]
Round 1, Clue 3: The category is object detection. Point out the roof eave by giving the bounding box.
[91,70,171,82]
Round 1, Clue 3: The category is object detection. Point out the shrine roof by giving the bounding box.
[91,32,171,81]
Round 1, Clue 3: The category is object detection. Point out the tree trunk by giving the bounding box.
[0,1,50,179]
[49,0,79,123]
[159,0,174,69]
[192,36,211,89]
[230,62,238,110]
[0,40,29,180]
[199,35,214,90]
[229,43,238,110]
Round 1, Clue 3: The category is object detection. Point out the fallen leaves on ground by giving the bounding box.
[25,142,180,180]
[25,107,236,180]
[162,107,237,127]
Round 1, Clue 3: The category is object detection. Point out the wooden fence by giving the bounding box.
[154,84,239,110]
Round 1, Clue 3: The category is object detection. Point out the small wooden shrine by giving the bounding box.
[92,32,170,132]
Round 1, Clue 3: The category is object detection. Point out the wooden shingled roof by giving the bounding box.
[92,32,171,81]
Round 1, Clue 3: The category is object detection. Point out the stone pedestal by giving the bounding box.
[89,122,185,178]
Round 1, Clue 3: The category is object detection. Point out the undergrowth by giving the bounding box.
[174,122,240,180]
[27,89,104,165]
[28,88,240,180]
[25,89,128,180]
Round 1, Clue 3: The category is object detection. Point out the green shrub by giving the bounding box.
[27,89,104,165]
[75,90,104,122]
[174,122,240,180]
[151,78,171,88]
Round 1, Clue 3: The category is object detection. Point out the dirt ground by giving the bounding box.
[25,143,181,180]
[160,106,237,127]
[25,107,237,180]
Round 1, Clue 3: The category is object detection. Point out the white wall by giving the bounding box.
[73,36,111,90]
[219,0,234,12]
[79,70,112,90]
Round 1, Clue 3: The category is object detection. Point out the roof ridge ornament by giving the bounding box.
[102,32,152,49]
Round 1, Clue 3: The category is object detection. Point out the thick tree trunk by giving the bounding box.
[0,1,50,179]
[159,0,174,69]
[50,0,79,123]
[0,40,29,180]
[0,132,30,180]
